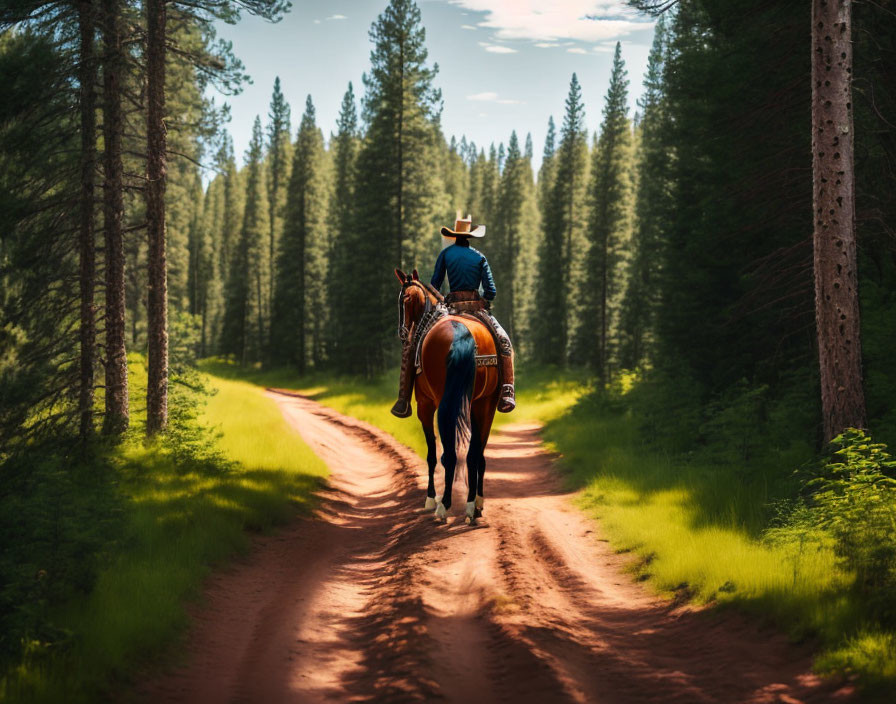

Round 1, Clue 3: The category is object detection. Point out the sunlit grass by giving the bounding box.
[2,358,326,703]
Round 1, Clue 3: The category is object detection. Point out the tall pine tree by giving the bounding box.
[619,17,670,369]
[535,75,588,366]
[271,96,329,370]
[222,116,269,365]
[351,0,443,373]
[266,76,291,356]
[327,83,359,371]
[578,43,634,380]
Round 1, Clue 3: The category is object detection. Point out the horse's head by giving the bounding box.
[395,268,437,342]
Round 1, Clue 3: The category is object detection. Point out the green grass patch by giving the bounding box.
[1,357,326,703]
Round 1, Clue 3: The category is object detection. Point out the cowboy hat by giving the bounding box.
[440,214,486,238]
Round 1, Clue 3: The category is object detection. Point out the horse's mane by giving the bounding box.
[413,280,443,304]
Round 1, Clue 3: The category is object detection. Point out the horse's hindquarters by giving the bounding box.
[418,316,498,402]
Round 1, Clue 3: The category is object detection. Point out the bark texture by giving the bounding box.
[145,0,168,434]
[811,0,866,442]
[78,0,97,438]
[101,0,129,434]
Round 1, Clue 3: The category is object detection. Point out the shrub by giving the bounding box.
[806,429,896,615]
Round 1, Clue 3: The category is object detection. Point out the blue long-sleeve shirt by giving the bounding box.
[431,242,497,300]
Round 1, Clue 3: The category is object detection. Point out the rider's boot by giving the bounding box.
[390,342,415,418]
[498,351,515,413]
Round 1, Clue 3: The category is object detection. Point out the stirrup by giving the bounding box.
[497,384,515,413]
[391,398,412,418]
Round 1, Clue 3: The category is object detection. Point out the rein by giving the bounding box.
[398,281,446,352]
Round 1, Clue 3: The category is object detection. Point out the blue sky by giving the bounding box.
[213,1,656,171]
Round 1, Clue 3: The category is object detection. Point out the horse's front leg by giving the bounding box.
[417,395,438,510]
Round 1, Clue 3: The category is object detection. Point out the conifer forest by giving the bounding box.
[1,0,896,701]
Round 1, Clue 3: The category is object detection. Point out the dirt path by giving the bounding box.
[137,392,854,703]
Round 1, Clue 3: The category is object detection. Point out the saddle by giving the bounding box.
[411,291,499,372]
[445,290,487,315]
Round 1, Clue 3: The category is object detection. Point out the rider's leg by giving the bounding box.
[479,311,515,413]
[390,341,415,418]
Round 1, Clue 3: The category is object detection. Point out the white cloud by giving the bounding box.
[461,24,478,30]
[325,14,347,20]
[477,41,518,54]
[466,91,523,104]
[313,18,321,24]
[447,1,649,42]
[567,47,588,54]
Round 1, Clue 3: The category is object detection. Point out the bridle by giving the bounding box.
[397,280,444,343]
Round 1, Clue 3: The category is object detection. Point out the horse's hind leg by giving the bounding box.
[417,396,437,510]
[465,415,483,524]
[471,395,498,518]
[436,412,457,522]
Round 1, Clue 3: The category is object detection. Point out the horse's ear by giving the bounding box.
[394,268,406,284]
[412,269,419,281]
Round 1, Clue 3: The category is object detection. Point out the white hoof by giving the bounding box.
[465,501,477,525]
[435,501,447,523]
[424,496,436,510]
[475,495,484,510]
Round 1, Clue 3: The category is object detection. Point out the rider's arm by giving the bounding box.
[431,249,447,291]
[480,255,497,301]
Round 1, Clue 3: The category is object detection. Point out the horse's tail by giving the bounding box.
[438,321,476,483]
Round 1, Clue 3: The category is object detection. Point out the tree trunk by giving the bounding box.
[78,0,97,439]
[811,0,866,442]
[101,0,129,435]
[145,0,168,435]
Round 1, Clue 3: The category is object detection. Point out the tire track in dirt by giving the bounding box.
[135,392,855,703]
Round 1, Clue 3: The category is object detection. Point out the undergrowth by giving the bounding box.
[0,354,326,703]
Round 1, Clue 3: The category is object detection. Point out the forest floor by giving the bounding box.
[136,390,854,703]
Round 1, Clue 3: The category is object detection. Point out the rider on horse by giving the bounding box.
[391,215,516,418]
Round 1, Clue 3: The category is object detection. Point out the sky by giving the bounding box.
[213,1,656,173]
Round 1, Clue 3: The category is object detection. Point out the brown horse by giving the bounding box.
[395,268,500,524]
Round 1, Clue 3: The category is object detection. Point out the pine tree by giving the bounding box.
[222,117,269,365]
[516,131,541,357]
[327,83,359,371]
[535,75,588,365]
[77,0,98,437]
[266,76,291,355]
[619,17,670,369]
[101,0,129,434]
[271,96,329,370]
[492,132,525,338]
[351,0,443,373]
[146,0,168,434]
[538,116,557,212]
[811,0,866,440]
[480,144,500,226]
[578,43,634,381]
[467,147,485,219]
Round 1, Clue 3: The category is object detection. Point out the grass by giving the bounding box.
[1,356,326,703]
